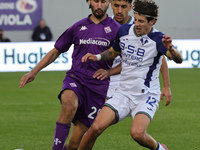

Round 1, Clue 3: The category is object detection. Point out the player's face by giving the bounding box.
[90,0,110,19]
[39,20,46,28]
[111,0,132,25]
[134,13,154,36]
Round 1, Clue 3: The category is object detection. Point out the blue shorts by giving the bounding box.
[58,75,106,128]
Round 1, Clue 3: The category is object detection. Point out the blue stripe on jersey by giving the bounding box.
[148,32,168,55]
[144,32,168,87]
[144,52,162,87]
[112,24,132,52]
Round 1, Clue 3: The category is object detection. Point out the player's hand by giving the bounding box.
[82,53,97,62]
[93,68,109,80]
[162,35,173,50]
[19,72,36,88]
[161,86,172,106]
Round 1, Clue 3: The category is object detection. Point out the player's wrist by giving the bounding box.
[95,54,102,61]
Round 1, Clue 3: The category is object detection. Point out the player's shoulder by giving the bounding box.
[117,24,133,36]
[121,23,132,29]
[149,28,164,37]
[72,17,89,27]
[148,28,165,42]
[148,28,167,50]
[107,16,121,28]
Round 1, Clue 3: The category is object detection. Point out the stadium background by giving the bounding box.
[0,0,200,150]
[3,0,200,42]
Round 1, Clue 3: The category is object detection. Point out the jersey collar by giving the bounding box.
[126,16,133,24]
[88,14,110,25]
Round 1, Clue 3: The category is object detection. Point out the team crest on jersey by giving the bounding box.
[70,83,77,87]
[140,37,148,46]
[104,26,111,33]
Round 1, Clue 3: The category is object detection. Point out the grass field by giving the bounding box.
[0,69,200,150]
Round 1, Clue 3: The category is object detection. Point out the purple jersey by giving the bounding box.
[55,14,120,95]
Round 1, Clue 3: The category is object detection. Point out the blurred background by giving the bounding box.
[1,0,200,42]
[0,1,199,149]
[1,0,199,71]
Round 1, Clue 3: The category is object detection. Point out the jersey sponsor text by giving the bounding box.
[79,38,110,46]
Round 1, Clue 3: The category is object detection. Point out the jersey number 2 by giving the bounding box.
[88,106,101,120]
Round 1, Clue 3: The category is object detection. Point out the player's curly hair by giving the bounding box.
[87,0,133,3]
[112,0,133,4]
[133,0,158,22]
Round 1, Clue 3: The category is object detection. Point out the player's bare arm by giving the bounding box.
[168,46,183,63]
[101,48,117,61]
[82,48,118,62]
[162,35,183,63]
[160,56,172,106]
[19,48,61,88]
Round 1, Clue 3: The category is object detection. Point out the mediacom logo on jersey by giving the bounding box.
[79,38,110,47]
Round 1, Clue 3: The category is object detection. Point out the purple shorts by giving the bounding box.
[58,75,106,128]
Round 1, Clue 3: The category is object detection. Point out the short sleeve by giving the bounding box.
[54,25,74,53]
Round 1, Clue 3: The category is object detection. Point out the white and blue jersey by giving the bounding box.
[107,16,134,98]
[111,24,168,97]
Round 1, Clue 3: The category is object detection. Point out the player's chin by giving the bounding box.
[115,18,123,23]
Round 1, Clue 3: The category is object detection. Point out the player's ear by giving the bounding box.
[111,1,114,9]
[88,0,91,5]
[88,0,91,9]
[129,4,132,11]
[150,19,156,26]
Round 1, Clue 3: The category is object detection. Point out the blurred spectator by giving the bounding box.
[0,29,11,42]
[32,19,52,41]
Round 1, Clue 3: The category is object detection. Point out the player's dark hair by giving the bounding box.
[133,0,158,22]
[86,0,91,9]
[112,0,133,4]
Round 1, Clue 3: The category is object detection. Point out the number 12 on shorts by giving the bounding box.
[146,96,156,107]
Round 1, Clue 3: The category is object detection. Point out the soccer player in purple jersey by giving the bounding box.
[79,0,183,150]
[19,0,120,150]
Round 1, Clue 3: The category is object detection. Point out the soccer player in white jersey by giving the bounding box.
[107,0,134,99]
[96,0,172,105]
[80,0,183,150]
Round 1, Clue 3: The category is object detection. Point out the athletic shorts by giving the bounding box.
[104,89,160,122]
[58,75,106,128]
[106,85,117,100]
[106,81,120,100]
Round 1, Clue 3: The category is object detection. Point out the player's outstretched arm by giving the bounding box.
[162,35,183,64]
[19,48,61,88]
[82,48,118,62]
[160,56,172,106]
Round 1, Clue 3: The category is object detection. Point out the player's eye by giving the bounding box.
[114,4,119,7]
[122,5,127,9]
